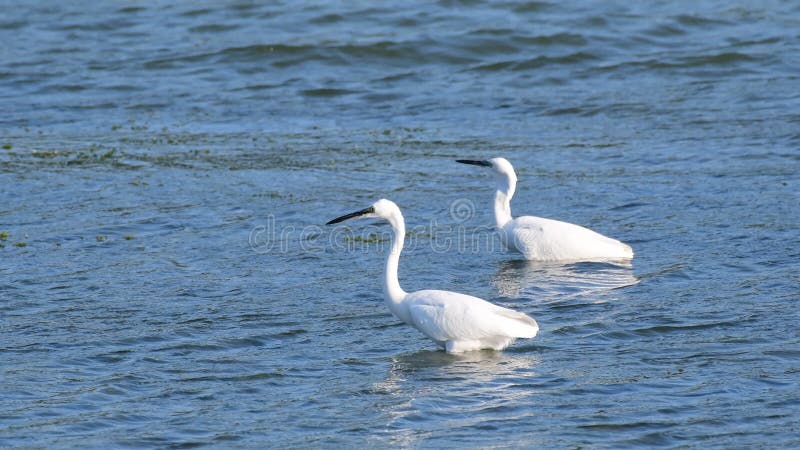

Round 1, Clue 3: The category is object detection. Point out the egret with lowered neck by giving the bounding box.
[327,199,538,353]
[457,158,634,261]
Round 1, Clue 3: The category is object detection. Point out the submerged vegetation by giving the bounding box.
[0,126,446,172]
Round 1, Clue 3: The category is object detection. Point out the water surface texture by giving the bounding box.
[2,1,799,448]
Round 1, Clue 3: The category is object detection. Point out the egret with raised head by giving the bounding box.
[327,199,539,353]
[456,158,634,261]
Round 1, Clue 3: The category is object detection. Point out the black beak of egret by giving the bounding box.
[326,206,375,225]
[456,159,492,167]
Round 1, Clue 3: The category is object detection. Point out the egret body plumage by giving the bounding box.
[327,199,539,353]
[457,158,634,261]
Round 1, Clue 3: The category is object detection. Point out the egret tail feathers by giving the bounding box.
[494,308,539,338]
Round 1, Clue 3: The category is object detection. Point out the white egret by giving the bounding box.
[327,199,539,353]
[457,158,634,261]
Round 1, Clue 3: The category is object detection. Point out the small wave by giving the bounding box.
[470,52,598,72]
[542,107,585,116]
[610,202,649,211]
[155,343,225,352]
[637,263,691,281]
[220,337,265,348]
[116,6,144,14]
[632,320,740,336]
[643,23,687,38]
[189,24,240,33]
[0,20,27,30]
[589,50,764,78]
[679,51,761,67]
[180,8,215,18]
[513,32,588,46]
[310,13,345,24]
[676,14,731,27]
[512,1,553,14]
[180,371,285,383]
[578,421,676,431]
[301,88,360,98]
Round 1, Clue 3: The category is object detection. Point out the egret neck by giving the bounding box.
[493,171,516,229]
[383,206,408,318]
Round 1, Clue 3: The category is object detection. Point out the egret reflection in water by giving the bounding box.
[373,349,543,444]
[385,348,541,379]
[492,259,639,300]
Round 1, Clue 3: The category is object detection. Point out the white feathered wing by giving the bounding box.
[403,289,538,352]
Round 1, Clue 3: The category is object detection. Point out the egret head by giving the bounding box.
[326,199,400,224]
[457,157,517,184]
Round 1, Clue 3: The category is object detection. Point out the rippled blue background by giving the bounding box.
[2,2,799,448]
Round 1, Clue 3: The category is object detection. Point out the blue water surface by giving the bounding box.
[2,1,799,448]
